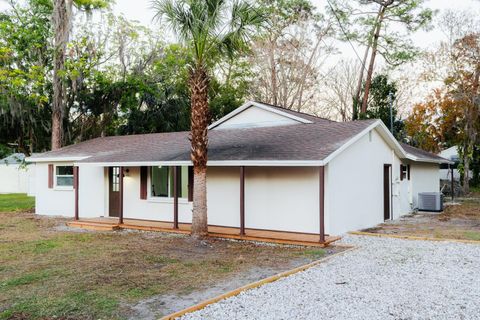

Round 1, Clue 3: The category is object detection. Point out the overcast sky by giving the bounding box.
[1,0,479,58]
[111,0,480,56]
[1,0,479,111]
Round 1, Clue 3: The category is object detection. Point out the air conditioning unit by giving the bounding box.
[418,192,443,212]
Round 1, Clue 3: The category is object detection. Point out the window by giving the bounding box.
[56,165,74,187]
[111,167,120,192]
[150,166,188,199]
[400,164,409,181]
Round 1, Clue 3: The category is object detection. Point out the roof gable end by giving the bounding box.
[209,101,313,130]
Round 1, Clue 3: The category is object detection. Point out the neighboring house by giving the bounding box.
[438,146,471,181]
[0,153,35,195]
[26,101,451,241]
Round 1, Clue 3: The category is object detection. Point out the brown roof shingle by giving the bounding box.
[401,143,451,163]
[30,120,377,163]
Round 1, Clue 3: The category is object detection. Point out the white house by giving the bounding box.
[438,146,472,181]
[0,153,35,195]
[26,101,450,244]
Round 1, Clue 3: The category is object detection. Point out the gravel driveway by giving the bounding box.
[180,235,480,320]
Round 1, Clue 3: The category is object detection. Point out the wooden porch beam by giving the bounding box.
[240,166,245,236]
[451,165,454,201]
[173,166,179,229]
[119,166,124,225]
[74,166,79,221]
[319,166,325,243]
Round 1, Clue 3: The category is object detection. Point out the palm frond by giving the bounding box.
[151,0,192,44]
[152,0,266,66]
[216,1,266,58]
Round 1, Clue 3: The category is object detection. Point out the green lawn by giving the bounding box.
[0,193,35,212]
[0,210,335,319]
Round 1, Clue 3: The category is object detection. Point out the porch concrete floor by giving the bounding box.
[67,218,340,247]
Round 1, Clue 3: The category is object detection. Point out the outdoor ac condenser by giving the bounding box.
[418,192,443,212]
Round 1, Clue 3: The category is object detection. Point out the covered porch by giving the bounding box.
[67,217,340,247]
[71,165,337,246]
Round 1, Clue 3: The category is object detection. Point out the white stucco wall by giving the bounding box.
[207,167,240,227]
[35,162,75,217]
[77,165,106,218]
[410,162,440,208]
[207,166,321,234]
[213,106,299,129]
[33,143,438,236]
[0,164,31,194]
[27,164,36,196]
[122,167,193,222]
[326,129,405,235]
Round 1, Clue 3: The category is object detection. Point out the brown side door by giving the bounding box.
[109,167,120,217]
[383,164,391,221]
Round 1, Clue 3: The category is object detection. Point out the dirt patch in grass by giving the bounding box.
[363,197,480,241]
[0,212,343,320]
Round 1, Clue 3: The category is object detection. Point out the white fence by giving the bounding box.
[0,164,35,195]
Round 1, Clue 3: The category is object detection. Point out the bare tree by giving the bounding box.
[319,59,359,121]
[328,0,434,116]
[249,0,335,112]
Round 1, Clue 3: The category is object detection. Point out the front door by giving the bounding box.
[383,164,391,220]
[109,167,120,217]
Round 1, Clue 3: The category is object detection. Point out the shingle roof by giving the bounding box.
[29,120,378,164]
[401,143,451,163]
[0,153,25,165]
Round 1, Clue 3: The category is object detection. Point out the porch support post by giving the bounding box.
[240,166,245,236]
[451,165,454,201]
[74,166,79,221]
[173,166,179,229]
[119,166,124,225]
[319,166,325,243]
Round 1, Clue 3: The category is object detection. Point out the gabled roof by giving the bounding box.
[251,101,336,124]
[26,99,451,167]
[208,101,333,130]
[401,143,453,164]
[28,119,383,166]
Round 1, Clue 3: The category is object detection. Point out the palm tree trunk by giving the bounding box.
[51,0,71,150]
[189,65,210,238]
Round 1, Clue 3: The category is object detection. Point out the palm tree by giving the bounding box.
[152,0,264,237]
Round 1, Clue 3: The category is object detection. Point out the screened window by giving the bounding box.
[150,166,188,199]
[56,166,74,187]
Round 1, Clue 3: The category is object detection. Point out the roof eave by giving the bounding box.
[75,160,326,167]
[406,154,454,165]
[25,156,90,163]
